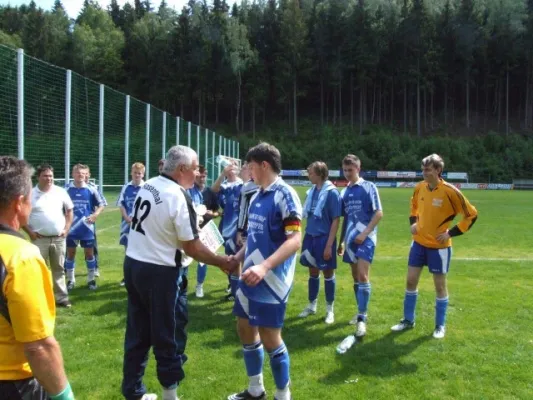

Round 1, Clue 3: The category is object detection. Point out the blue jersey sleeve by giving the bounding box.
[327,189,342,219]
[369,183,382,212]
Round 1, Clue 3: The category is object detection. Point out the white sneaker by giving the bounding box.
[195,284,204,298]
[140,394,158,400]
[325,311,334,324]
[336,335,356,354]
[349,314,359,325]
[433,325,446,339]
[298,306,317,318]
[355,320,367,337]
[391,319,415,332]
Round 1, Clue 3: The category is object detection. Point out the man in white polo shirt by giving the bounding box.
[122,145,238,400]
[23,164,74,308]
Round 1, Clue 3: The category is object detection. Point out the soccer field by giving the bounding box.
[57,188,533,400]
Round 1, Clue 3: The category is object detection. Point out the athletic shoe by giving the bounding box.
[391,319,416,332]
[336,335,356,354]
[325,311,334,324]
[56,300,72,308]
[225,293,235,302]
[120,278,125,286]
[433,325,446,339]
[298,305,317,318]
[226,283,232,293]
[88,280,97,290]
[140,394,157,400]
[66,280,75,291]
[227,389,266,400]
[355,320,367,337]
[196,284,204,298]
[94,268,100,277]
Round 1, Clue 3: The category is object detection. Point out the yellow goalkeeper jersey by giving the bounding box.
[410,179,478,249]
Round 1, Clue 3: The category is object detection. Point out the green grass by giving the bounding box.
[57,188,533,400]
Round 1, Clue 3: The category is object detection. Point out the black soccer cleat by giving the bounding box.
[227,389,267,400]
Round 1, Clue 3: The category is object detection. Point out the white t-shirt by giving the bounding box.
[126,175,199,268]
[29,185,74,236]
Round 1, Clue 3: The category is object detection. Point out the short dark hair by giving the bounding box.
[307,161,328,180]
[245,142,282,174]
[36,163,54,177]
[342,154,361,168]
[198,164,206,174]
[0,156,34,209]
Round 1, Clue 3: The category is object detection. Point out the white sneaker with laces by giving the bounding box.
[356,320,367,337]
[140,394,158,400]
[195,284,204,298]
[390,319,415,332]
[336,335,356,354]
[298,305,317,318]
[433,325,446,339]
[325,311,334,324]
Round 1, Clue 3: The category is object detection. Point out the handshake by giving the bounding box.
[216,254,240,275]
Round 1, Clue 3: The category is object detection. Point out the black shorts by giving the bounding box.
[0,377,47,400]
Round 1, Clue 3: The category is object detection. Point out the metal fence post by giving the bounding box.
[17,48,24,159]
[146,104,151,179]
[65,70,72,183]
[124,95,130,184]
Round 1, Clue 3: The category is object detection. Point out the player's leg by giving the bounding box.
[229,294,265,400]
[93,233,100,277]
[195,261,207,297]
[429,246,451,339]
[50,237,70,307]
[352,258,371,336]
[391,242,426,332]
[152,266,187,400]
[82,242,97,290]
[65,238,77,290]
[226,239,240,301]
[299,234,320,317]
[122,257,155,400]
[322,237,337,324]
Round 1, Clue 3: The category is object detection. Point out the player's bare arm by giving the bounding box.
[355,210,383,244]
[324,217,340,261]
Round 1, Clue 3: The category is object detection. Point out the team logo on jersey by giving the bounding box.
[256,203,261,207]
[432,198,443,207]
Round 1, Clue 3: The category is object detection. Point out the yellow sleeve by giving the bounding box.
[409,186,420,225]
[4,250,56,343]
[448,188,478,236]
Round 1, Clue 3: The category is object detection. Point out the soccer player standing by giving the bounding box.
[65,164,106,290]
[117,162,146,286]
[212,162,244,300]
[228,142,302,400]
[391,154,478,339]
[337,154,383,341]
[298,161,342,324]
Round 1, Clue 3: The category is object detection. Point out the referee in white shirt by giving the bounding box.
[122,145,238,400]
[23,164,74,308]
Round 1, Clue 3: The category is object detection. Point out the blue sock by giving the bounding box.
[268,342,290,390]
[308,276,319,303]
[404,290,418,322]
[435,296,449,327]
[353,282,359,306]
[357,282,371,321]
[243,341,264,377]
[86,257,97,270]
[324,275,335,304]
[197,263,207,285]
[64,258,75,271]
[230,274,239,297]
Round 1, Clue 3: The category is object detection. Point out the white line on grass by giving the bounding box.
[378,256,532,262]
[96,224,120,234]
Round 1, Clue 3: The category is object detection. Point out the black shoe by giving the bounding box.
[120,278,125,286]
[56,300,72,308]
[225,293,235,301]
[88,280,97,290]
[227,389,266,400]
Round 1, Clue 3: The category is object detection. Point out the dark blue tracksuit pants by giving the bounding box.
[121,256,188,400]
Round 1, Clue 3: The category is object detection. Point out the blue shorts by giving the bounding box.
[66,237,95,248]
[233,289,287,328]
[224,238,240,256]
[120,233,129,247]
[408,241,452,274]
[300,234,337,270]
[343,237,375,264]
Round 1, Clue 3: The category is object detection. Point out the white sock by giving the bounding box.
[326,302,334,313]
[87,269,95,282]
[67,269,75,282]
[309,299,317,311]
[162,386,178,400]
[275,386,291,400]
[248,373,265,397]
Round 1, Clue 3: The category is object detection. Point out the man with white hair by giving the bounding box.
[121,145,238,400]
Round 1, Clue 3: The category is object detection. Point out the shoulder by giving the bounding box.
[273,180,301,207]
[1,234,42,268]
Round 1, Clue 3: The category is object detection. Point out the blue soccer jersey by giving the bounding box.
[240,177,303,304]
[218,179,243,241]
[305,186,342,237]
[66,183,106,241]
[187,184,204,206]
[341,178,382,246]
[117,180,144,246]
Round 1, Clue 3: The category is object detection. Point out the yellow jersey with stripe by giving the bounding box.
[410,180,478,249]
[0,224,56,381]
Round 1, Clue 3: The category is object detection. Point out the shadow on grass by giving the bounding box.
[319,332,431,383]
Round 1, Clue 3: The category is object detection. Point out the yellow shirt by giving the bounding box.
[410,180,478,249]
[0,224,56,381]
